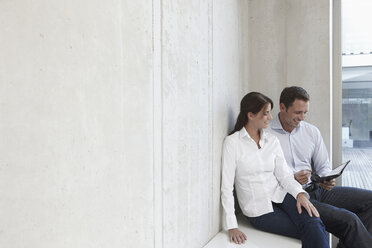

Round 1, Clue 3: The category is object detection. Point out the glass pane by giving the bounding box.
[342,0,372,190]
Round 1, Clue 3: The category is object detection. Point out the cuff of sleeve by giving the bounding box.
[224,214,238,230]
[294,190,309,199]
[290,188,309,200]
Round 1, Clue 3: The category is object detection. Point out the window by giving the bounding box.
[341,0,372,190]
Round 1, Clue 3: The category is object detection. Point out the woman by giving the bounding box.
[221,92,328,247]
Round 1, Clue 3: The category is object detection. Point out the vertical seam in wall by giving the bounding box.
[153,0,163,247]
[329,0,333,167]
[286,2,293,86]
[208,0,214,236]
[160,1,163,245]
[238,1,242,94]
[332,0,342,176]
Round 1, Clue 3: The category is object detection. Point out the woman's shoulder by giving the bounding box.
[224,130,241,145]
[225,131,239,141]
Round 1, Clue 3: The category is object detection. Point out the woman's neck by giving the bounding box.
[244,124,261,148]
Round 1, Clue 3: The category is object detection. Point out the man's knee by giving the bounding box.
[340,211,361,231]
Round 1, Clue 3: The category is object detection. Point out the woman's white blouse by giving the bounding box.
[221,128,307,230]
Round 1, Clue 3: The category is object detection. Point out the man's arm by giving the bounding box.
[311,127,332,177]
[311,127,334,190]
[319,179,336,190]
[294,170,312,185]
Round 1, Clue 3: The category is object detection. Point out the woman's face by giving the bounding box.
[249,103,272,129]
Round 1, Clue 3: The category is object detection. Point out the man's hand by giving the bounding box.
[294,170,312,185]
[319,179,335,190]
[296,192,320,218]
[228,228,247,244]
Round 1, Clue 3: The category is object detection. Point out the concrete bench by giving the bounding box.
[203,216,301,248]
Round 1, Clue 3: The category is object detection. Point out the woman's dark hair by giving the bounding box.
[230,92,273,135]
[280,86,310,109]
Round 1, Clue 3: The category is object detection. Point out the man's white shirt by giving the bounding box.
[267,114,332,185]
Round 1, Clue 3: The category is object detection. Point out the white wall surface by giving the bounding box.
[0,0,248,247]
[247,0,333,152]
[161,1,248,247]
[247,0,287,105]
[1,1,137,247]
[0,1,339,247]
[123,0,154,247]
[286,0,332,151]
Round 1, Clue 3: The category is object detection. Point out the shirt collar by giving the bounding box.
[271,113,284,130]
[239,127,267,141]
[271,113,302,133]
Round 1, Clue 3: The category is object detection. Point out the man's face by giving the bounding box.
[279,99,309,132]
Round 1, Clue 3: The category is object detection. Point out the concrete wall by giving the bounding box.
[0,0,248,247]
[161,1,248,247]
[0,0,340,247]
[247,0,334,154]
[1,1,135,247]
[286,0,332,152]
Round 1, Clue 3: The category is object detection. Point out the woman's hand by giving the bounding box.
[228,228,247,244]
[296,192,320,218]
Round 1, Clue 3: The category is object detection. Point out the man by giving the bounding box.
[268,86,372,248]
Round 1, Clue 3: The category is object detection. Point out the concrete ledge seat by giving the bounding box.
[203,216,301,248]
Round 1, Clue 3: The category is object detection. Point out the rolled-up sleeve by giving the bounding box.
[221,137,238,230]
[312,128,332,176]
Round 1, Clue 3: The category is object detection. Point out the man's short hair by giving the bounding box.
[280,86,310,108]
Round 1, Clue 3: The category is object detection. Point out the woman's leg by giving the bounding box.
[280,194,329,248]
[248,204,300,239]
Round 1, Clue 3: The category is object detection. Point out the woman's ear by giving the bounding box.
[247,112,255,120]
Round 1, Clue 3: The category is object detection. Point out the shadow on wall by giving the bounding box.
[228,106,237,134]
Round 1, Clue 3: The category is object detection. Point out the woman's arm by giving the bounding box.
[272,137,319,217]
[273,143,306,198]
[221,137,244,238]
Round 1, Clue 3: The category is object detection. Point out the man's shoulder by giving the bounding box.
[300,121,321,134]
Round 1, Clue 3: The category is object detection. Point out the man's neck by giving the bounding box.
[278,113,295,133]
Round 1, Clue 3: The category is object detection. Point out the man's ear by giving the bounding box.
[279,103,286,112]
